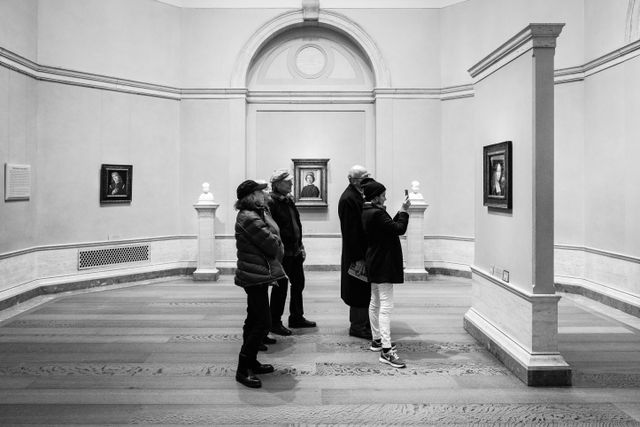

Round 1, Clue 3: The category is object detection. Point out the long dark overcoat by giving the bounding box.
[361,203,409,284]
[338,184,371,307]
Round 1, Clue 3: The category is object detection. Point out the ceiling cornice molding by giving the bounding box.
[468,23,565,84]
[2,38,639,99]
[156,0,466,9]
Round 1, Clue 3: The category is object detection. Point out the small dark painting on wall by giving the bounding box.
[483,141,512,210]
[292,158,329,208]
[100,164,132,204]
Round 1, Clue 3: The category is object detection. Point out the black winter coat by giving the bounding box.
[338,184,371,307]
[267,192,303,256]
[361,203,409,284]
[234,208,286,288]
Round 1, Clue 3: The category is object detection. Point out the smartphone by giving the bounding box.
[404,189,408,197]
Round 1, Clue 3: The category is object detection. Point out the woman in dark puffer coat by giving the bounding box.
[234,179,286,388]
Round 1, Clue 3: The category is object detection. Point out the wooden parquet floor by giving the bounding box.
[0,271,639,425]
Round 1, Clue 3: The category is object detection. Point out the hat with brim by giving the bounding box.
[236,179,268,200]
[270,169,294,184]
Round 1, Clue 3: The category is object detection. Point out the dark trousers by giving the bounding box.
[241,285,272,362]
[349,306,371,332]
[270,254,305,325]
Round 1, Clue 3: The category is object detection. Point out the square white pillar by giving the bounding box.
[464,24,570,386]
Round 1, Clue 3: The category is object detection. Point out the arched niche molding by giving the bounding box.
[231,9,390,88]
[246,26,375,92]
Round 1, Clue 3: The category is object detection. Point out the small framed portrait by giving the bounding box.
[100,164,132,204]
[292,158,329,208]
[483,141,512,210]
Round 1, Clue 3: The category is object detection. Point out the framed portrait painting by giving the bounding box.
[292,158,328,208]
[100,164,132,204]
[483,141,512,210]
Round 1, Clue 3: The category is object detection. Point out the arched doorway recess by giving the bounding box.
[233,9,389,238]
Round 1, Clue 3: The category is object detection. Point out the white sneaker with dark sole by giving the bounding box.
[379,349,406,368]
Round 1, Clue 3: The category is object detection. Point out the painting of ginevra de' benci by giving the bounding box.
[100,164,132,205]
[292,158,329,208]
[483,141,512,210]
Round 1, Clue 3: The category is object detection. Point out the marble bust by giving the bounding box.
[198,182,215,202]
[408,180,424,200]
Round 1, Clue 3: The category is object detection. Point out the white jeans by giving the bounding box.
[369,282,394,348]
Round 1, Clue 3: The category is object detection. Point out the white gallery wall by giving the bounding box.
[0,0,639,308]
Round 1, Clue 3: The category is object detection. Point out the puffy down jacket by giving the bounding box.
[234,208,286,288]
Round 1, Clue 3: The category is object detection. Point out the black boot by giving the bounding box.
[235,354,261,388]
[252,359,275,374]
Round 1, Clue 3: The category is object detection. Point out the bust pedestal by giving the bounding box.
[193,191,220,281]
[405,200,429,281]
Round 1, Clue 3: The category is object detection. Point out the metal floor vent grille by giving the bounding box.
[78,245,149,270]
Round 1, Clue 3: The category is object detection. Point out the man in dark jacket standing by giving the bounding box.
[267,169,317,335]
[338,165,372,339]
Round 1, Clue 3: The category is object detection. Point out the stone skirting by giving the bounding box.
[556,280,640,318]
[0,267,196,312]
[555,245,640,317]
[464,268,571,386]
[464,311,571,387]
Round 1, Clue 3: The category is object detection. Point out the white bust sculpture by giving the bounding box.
[198,182,215,202]
[408,180,424,200]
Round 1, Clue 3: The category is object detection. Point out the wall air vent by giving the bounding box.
[78,245,149,270]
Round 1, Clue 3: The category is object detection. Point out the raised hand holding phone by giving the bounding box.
[401,189,411,211]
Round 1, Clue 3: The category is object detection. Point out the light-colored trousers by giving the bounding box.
[369,282,394,348]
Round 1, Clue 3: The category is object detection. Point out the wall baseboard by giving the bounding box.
[0,267,195,312]
[555,280,640,318]
[0,264,472,313]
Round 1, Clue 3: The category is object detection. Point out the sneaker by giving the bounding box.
[369,339,397,352]
[379,348,406,368]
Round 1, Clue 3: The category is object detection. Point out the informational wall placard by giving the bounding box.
[4,163,31,201]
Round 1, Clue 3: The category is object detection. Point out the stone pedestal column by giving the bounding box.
[193,183,220,281]
[404,200,429,281]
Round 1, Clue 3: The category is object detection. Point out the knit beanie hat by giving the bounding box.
[362,179,386,201]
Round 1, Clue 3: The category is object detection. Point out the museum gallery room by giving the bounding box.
[0,0,639,425]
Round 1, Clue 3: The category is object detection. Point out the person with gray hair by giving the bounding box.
[267,169,316,335]
[338,165,373,340]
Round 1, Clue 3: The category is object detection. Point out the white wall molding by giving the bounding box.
[247,90,375,104]
[156,0,466,9]
[555,39,640,84]
[0,235,197,261]
[3,39,639,100]
[555,243,640,265]
[230,9,391,88]
[468,23,565,84]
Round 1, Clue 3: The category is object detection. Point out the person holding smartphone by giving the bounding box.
[361,179,411,368]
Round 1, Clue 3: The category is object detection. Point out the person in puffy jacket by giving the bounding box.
[233,179,286,388]
[361,179,410,369]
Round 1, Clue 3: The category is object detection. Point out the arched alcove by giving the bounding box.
[237,13,380,237]
[231,10,390,88]
[247,26,374,92]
